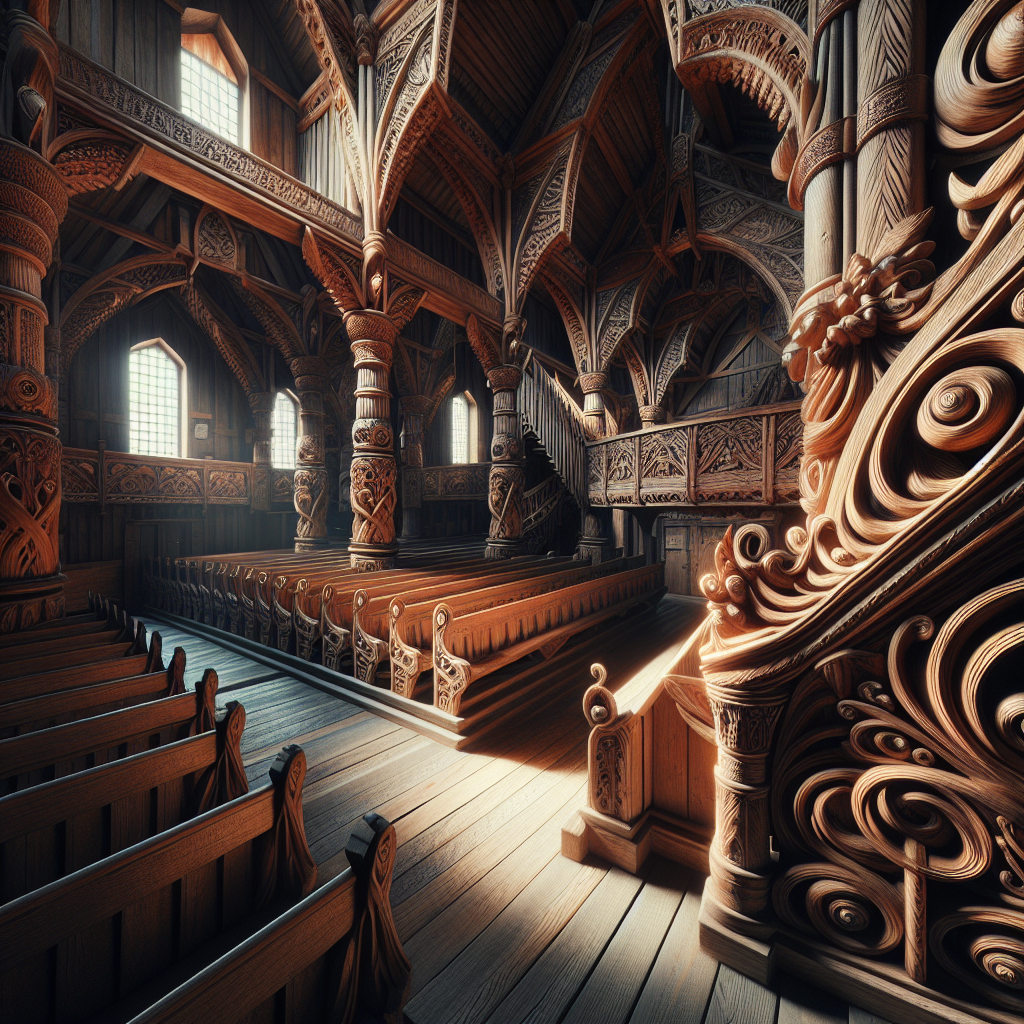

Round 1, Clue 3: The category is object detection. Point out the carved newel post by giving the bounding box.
[345,310,399,570]
[703,684,787,950]
[639,404,666,428]
[248,392,272,513]
[399,394,429,540]
[485,363,525,560]
[290,358,330,551]
[579,371,609,440]
[0,137,69,630]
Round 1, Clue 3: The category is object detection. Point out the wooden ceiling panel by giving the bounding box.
[571,142,627,262]
[401,151,472,235]
[450,1,573,149]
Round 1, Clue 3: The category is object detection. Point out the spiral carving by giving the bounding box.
[916,366,1016,453]
[774,862,904,955]
[930,907,1024,1012]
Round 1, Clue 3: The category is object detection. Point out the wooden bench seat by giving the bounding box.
[283,555,514,661]
[130,814,410,1024]
[350,556,583,685]
[317,558,542,672]
[1,642,161,706]
[0,697,247,903]
[432,563,666,714]
[387,555,643,697]
[0,744,317,1024]
[0,616,111,649]
[0,618,148,682]
[0,644,184,739]
[0,670,219,793]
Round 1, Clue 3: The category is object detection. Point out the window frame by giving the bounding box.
[450,390,480,465]
[180,9,249,148]
[270,389,300,470]
[128,337,188,459]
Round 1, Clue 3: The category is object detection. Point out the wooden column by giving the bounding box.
[856,0,927,256]
[345,310,399,570]
[485,364,525,560]
[579,371,609,440]
[399,394,429,540]
[0,138,69,630]
[290,357,330,552]
[248,391,273,513]
[639,404,666,428]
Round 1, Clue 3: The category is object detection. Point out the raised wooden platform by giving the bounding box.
[139,613,893,1024]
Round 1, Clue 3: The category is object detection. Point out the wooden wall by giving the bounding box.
[68,292,254,463]
[56,0,301,177]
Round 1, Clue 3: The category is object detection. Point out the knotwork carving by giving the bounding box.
[0,428,60,578]
[49,132,140,194]
[487,465,524,543]
[351,455,398,547]
[293,467,328,547]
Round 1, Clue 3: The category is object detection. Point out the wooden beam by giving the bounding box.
[66,207,175,253]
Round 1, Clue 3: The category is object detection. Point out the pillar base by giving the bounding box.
[0,572,67,633]
[349,542,399,572]
[485,538,522,560]
[294,536,329,553]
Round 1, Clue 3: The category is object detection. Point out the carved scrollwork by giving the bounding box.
[350,455,397,547]
[0,428,60,578]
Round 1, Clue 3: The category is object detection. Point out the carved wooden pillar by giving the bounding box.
[290,358,330,552]
[0,138,69,630]
[248,391,272,513]
[577,509,611,563]
[345,310,399,570]
[705,690,786,926]
[485,364,525,560]
[579,371,608,440]
[856,0,927,257]
[399,394,429,540]
[639,404,666,429]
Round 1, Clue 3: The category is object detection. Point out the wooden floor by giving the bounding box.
[141,601,893,1024]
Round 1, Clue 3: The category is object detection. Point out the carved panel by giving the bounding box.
[272,469,295,504]
[0,429,61,578]
[419,463,490,500]
[695,417,763,502]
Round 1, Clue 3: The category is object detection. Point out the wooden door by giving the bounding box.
[663,525,691,595]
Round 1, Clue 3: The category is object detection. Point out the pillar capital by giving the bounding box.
[579,371,609,394]
[639,404,666,427]
[487,363,523,392]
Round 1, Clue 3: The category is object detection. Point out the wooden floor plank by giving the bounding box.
[485,867,644,1024]
[393,745,586,923]
[777,971,848,1024]
[400,780,588,992]
[561,860,687,1024]
[407,853,609,1024]
[628,882,719,1024]
[705,965,778,1024]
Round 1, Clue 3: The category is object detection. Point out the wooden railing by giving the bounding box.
[586,401,802,507]
[418,463,490,500]
[61,446,291,511]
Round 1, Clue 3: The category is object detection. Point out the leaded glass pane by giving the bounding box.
[272,392,297,469]
[451,393,469,464]
[130,344,180,458]
[180,48,239,144]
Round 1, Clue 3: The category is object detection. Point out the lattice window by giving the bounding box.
[451,393,469,464]
[129,340,185,458]
[180,47,239,144]
[271,391,298,469]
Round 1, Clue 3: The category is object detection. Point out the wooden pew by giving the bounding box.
[130,814,410,1024]
[0,744,318,1024]
[281,554,509,660]
[0,615,110,649]
[1,637,162,706]
[349,556,583,685]
[387,556,644,697]
[0,668,219,793]
[0,698,247,903]
[0,616,148,682]
[0,643,184,739]
[431,562,667,715]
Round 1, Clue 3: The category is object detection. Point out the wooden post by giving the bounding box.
[399,395,429,540]
[579,371,609,440]
[290,358,331,552]
[0,137,69,631]
[485,364,525,560]
[345,310,399,570]
[248,391,273,513]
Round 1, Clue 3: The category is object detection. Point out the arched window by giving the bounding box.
[271,391,298,469]
[450,391,478,464]
[129,339,186,458]
[180,11,247,146]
